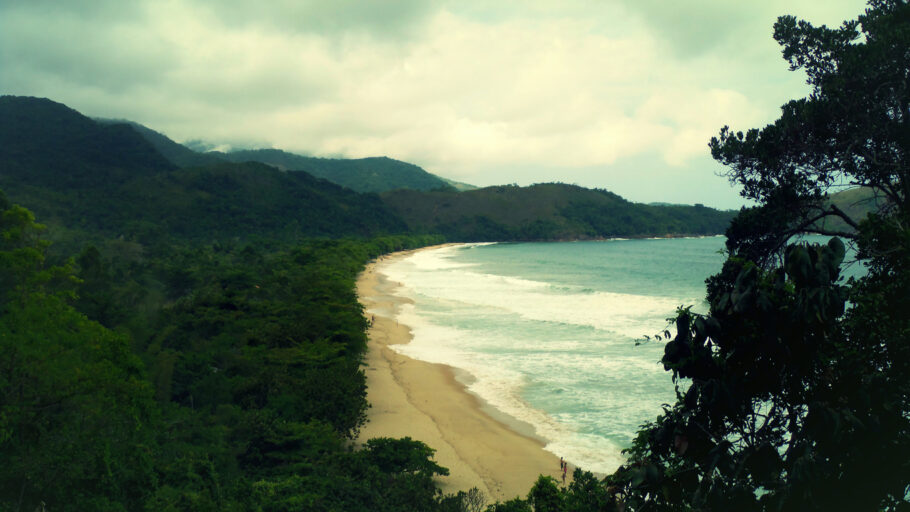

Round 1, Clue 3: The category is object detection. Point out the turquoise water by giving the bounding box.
[378,237,728,473]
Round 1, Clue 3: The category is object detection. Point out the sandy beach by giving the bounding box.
[356,246,569,502]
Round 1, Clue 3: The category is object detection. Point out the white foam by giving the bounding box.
[388,299,670,473]
[373,242,702,474]
[390,306,583,459]
[545,434,627,475]
[387,262,694,339]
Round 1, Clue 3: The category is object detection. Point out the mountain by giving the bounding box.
[102,126,468,193]
[0,96,175,191]
[0,96,406,241]
[382,183,735,241]
[1,96,733,244]
[95,118,224,168]
[217,148,453,193]
[119,161,407,240]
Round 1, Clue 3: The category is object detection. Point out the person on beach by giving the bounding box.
[560,456,564,472]
[562,465,567,485]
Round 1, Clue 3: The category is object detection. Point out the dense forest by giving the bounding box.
[383,184,733,240]
[1,195,460,510]
[216,150,453,194]
[3,0,908,508]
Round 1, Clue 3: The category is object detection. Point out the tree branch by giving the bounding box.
[828,203,861,230]
[786,204,860,240]
[802,227,858,238]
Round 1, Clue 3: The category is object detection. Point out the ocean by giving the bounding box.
[377,237,728,473]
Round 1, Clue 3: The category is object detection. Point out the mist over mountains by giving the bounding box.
[1,95,737,245]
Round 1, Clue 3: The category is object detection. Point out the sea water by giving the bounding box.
[376,235,865,473]
[377,237,728,474]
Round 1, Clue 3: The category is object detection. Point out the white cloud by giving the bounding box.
[0,0,870,208]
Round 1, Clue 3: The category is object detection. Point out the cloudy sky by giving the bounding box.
[1,0,868,208]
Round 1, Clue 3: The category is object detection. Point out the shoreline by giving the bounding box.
[355,245,570,502]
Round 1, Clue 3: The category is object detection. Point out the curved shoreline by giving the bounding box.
[355,245,568,502]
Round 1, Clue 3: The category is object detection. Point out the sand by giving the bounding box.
[356,246,570,502]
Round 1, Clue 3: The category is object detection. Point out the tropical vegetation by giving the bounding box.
[2,1,906,510]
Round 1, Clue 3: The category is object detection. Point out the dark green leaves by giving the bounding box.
[614,1,910,509]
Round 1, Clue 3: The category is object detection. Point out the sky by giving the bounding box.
[0,0,870,209]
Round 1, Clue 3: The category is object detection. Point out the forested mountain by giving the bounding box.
[95,118,225,168]
[0,96,732,244]
[0,96,406,243]
[2,98,458,512]
[0,96,175,190]
[95,118,464,193]
[217,148,454,193]
[383,183,735,241]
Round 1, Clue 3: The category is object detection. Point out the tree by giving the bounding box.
[527,476,564,512]
[0,197,158,511]
[606,2,910,510]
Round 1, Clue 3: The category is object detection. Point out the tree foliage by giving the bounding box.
[604,1,910,510]
[0,192,476,511]
[0,198,157,511]
[382,184,734,242]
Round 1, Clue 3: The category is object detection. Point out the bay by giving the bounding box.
[380,237,727,473]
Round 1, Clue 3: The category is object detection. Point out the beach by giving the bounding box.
[356,246,568,502]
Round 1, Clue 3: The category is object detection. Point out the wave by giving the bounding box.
[385,249,697,340]
[378,242,703,474]
[392,305,631,473]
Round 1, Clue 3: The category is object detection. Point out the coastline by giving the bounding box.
[355,245,569,502]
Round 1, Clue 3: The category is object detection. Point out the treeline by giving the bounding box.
[382,184,734,241]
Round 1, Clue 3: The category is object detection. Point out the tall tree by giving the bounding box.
[606,2,910,510]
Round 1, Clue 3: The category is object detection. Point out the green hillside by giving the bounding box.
[1,95,455,510]
[93,120,460,194]
[0,96,406,243]
[383,183,735,241]
[96,118,225,168]
[118,161,407,240]
[218,148,453,193]
[0,96,174,191]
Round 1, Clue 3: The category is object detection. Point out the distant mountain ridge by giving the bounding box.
[818,187,887,233]
[0,95,406,241]
[95,118,465,194]
[95,118,224,168]
[216,149,453,193]
[383,184,735,241]
[1,95,735,244]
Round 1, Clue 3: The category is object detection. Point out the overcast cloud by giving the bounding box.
[0,0,868,208]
